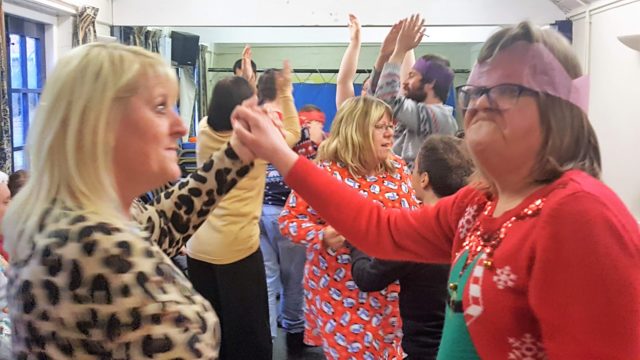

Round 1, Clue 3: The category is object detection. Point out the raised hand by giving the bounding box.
[348,14,361,43]
[241,44,256,85]
[395,14,425,54]
[275,60,293,95]
[231,98,297,174]
[380,20,403,57]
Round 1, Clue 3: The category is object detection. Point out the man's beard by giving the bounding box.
[405,87,427,103]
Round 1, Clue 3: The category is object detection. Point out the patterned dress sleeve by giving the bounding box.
[130,143,253,257]
[278,190,327,246]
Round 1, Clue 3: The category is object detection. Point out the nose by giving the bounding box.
[170,109,188,138]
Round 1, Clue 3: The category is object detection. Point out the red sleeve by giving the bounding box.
[285,157,475,264]
[279,190,326,246]
[530,191,640,359]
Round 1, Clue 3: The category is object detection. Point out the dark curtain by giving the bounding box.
[0,1,12,173]
[72,5,99,46]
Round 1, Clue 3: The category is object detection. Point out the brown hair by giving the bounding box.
[8,170,28,197]
[317,96,395,177]
[416,135,474,198]
[473,21,601,189]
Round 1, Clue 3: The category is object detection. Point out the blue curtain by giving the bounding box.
[292,83,456,132]
[292,83,338,132]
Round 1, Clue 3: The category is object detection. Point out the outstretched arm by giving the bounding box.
[369,20,402,94]
[336,14,361,108]
[276,60,301,146]
[132,138,254,257]
[401,49,416,85]
[231,102,469,264]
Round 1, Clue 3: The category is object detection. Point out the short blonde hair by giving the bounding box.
[317,96,395,177]
[471,21,601,191]
[3,42,176,259]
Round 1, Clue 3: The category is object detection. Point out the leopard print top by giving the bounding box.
[7,145,252,359]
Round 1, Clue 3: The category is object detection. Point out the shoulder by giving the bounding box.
[542,170,637,232]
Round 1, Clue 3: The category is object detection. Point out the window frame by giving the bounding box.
[5,14,46,171]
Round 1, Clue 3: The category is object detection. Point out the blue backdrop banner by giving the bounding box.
[292,82,455,132]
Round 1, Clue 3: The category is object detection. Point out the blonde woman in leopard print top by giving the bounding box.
[1,43,255,359]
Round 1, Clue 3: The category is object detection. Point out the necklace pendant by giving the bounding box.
[482,259,494,269]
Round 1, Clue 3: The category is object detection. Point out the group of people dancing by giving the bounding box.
[0,10,637,360]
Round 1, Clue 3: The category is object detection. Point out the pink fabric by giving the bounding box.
[468,41,590,114]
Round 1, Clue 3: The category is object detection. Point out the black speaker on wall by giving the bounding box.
[171,31,200,66]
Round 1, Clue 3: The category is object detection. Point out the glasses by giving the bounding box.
[456,84,538,111]
[374,123,395,132]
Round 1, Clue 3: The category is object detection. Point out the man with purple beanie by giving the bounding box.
[371,15,458,167]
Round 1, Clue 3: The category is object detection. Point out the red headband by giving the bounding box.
[298,110,325,125]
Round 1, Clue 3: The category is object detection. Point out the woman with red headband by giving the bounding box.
[232,17,640,360]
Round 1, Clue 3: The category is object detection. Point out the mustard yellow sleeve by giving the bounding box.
[278,93,301,147]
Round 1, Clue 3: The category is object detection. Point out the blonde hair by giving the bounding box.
[317,96,395,177]
[470,21,601,192]
[2,42,177,260]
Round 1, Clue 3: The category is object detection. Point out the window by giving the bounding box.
[5,15,46,171]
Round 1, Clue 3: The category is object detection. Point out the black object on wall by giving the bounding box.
[552,20,573,43]
[171,31,200,66]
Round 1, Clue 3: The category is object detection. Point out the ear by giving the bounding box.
[423,80,436,92]
[419,171,430,190]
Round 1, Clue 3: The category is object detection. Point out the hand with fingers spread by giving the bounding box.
[395,14,425,54]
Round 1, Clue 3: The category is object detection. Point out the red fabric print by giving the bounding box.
[279,156,419,360]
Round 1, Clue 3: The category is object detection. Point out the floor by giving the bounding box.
[272,327,326,360]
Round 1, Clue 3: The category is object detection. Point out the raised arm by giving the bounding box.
[400,49,416,85]
[375,15,429,131]
[368,21,402,95]
[231,98,470,263]
[276,61,301,146]
[131,141,253,257]
[240,44,257,90]
[336,14,361,108]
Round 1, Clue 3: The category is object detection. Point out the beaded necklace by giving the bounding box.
[461,197,546,272]
[447,197,546,312]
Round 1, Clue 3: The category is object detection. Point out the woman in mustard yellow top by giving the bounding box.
[187,61,300,360]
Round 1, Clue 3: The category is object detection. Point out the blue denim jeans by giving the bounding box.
[259,204,306,337]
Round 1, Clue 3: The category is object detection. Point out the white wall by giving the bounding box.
[113,0,565,27]
[173,26,501,44]
[570,0,640,219]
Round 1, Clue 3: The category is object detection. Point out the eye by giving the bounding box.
[155,102,168,114]
[492,85,520,98]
